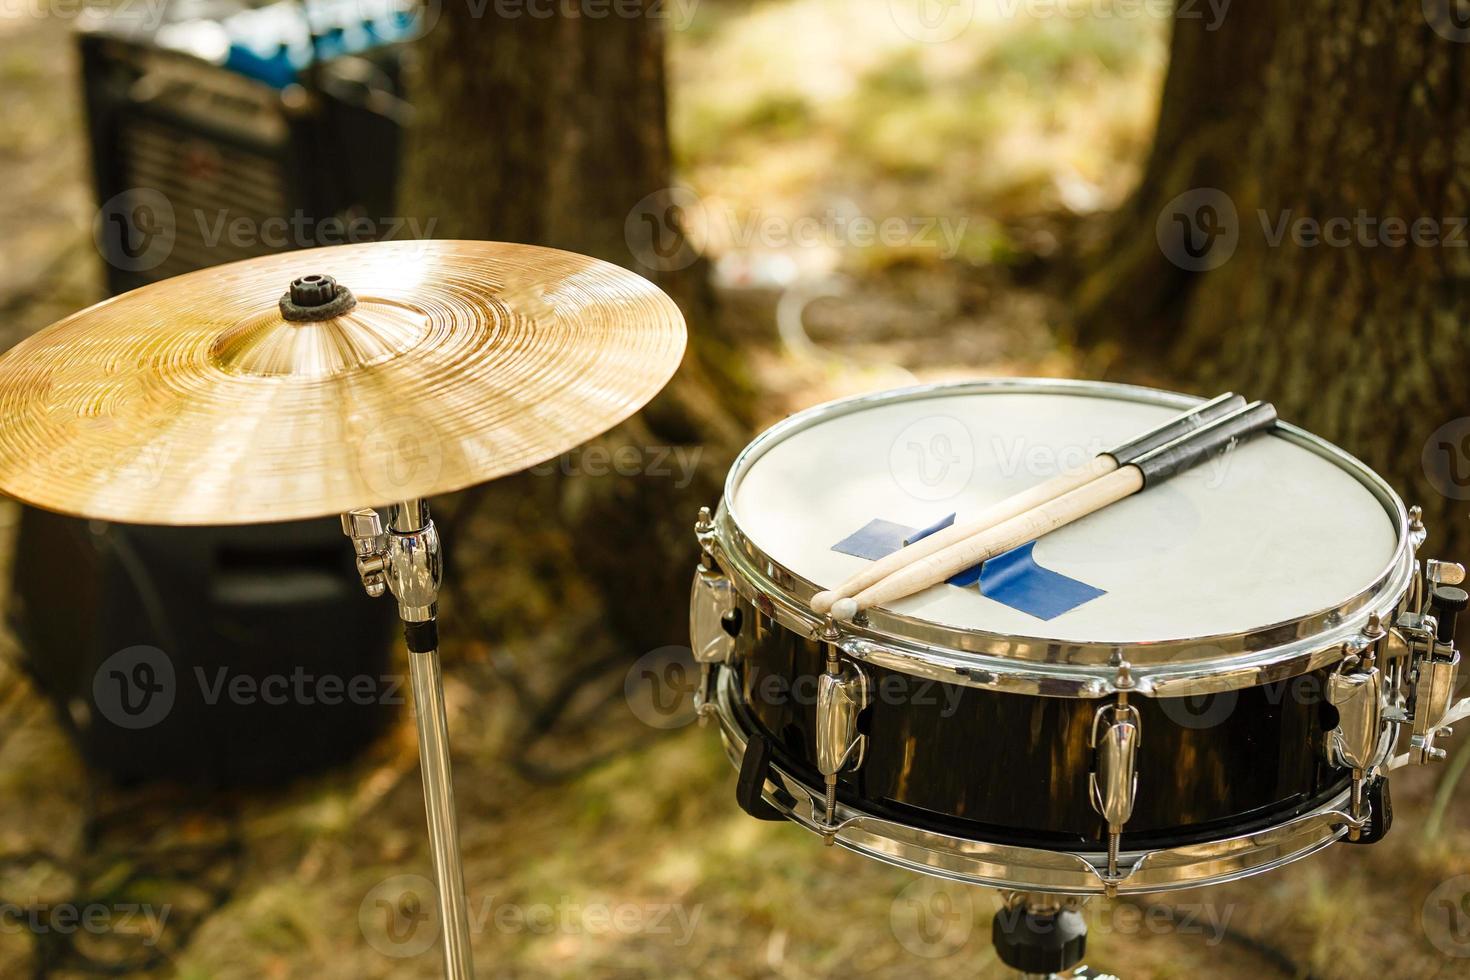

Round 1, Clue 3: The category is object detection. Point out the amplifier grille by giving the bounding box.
[120,117,291,280]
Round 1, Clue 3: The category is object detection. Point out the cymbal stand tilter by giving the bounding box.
[343,499,474,980]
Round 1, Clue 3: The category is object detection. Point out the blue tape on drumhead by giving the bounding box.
[831,519,916,561]
[830,515,1105,620]
[903,512,955,546]
[976,541,1106,620]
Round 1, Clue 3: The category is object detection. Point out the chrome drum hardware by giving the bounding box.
[815,628,869,843]
[1089,696,1140,892]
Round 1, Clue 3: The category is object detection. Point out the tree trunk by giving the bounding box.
[1077,2,1470,562]
[400,8,749,669]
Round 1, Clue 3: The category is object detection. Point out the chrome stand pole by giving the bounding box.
[407,642,474,980]
[343,498,474,979]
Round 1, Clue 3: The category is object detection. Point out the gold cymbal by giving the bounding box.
[0,240,686,525]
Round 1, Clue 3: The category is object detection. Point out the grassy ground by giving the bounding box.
[2,1,1470,978]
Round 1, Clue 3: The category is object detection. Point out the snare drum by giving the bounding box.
[690,379,1436,898]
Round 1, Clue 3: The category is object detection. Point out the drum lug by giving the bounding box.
[1088,695,1141,895]
[815,621,870,845]
[1327,615,1397,838]
[690,549,739,724]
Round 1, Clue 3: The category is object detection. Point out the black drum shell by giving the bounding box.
[729,596,1352,851]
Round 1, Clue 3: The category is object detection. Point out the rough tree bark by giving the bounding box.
[1077,2,1470,562]
[400,7,749,672]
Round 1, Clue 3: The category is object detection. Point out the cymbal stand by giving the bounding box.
[343,499,474,980]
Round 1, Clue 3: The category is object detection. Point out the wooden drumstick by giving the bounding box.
[810,392,1245,616]
[831,400,1277,621]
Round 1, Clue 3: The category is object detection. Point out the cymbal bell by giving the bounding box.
[0,240,686,525]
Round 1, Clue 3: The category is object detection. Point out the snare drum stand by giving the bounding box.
[993,892,1091,979]
[343,499,475,980]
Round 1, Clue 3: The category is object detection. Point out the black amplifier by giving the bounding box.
[9,510,399,787]
[79,0,414,294]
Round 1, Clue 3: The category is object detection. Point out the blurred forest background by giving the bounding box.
[2,1,1469,977]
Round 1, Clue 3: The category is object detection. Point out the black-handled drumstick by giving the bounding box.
[810,392,1246,615]
[831,401,1278,620]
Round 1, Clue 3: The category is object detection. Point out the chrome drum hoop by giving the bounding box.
[706,378,1416,698]
[713,668,1360,896]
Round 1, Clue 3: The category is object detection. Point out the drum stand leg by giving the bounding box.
[343,499,475,980]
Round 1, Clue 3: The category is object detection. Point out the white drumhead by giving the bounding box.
[730,386,1400,643]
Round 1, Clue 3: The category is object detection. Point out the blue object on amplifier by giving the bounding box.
[112,0,421,88]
